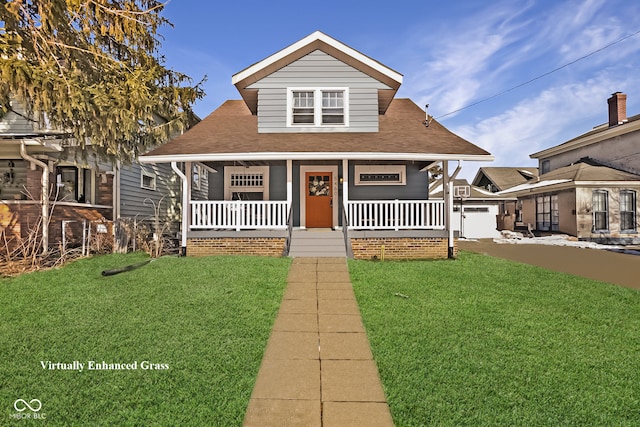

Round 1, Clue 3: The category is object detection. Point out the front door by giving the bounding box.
[305,172,333,228]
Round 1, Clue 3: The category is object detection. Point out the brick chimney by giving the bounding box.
[608,92,627,127]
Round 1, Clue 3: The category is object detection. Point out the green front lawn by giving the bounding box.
[349,252,640,426]
[1,254,291,426]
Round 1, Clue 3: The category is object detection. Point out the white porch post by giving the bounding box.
[286,159,292,209]
[443,161,455,258]
[172,162,190,256]
[342,159,349,227]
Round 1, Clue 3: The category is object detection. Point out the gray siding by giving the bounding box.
[249,50,387,133]
[348,162,429,200]
[119,162,181,225]
[0,99,38,135]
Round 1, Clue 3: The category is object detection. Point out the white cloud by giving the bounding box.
[401,3,534,117]
[453,70,640,181]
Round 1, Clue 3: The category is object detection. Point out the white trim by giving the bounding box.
[232,31,403,86]
[354,164,406,185]
[224,165,270,200]
[140,168,157,191]
[140,152,494,163]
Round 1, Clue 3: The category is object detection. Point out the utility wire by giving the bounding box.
[435,28,640,120]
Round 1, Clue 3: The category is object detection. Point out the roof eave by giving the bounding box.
[140,152,494,164]
[232,31,403,86]
[231,31,403,115]
[530,119,640,159]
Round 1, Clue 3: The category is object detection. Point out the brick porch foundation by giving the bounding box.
[350,237,456,260]
[187,237,287,257]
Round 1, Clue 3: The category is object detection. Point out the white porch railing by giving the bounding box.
[191,200,289,231]
[347,200,445,230]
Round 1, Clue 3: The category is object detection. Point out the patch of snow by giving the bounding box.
[492,232,621,250]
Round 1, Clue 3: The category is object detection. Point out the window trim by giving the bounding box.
[287,87,349,127]
[592,190,609,232]
[619,189,637,233]
[140,169,157,191]
[354,165,406,186]
[224,166,270,200]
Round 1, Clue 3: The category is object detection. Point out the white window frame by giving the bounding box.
[192,164,201,190]
[224,166,270,200]
[140,169,157,191]
[287,87,349,127]
[354,165,406,186]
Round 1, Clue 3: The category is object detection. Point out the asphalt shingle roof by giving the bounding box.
[142,99,491,159]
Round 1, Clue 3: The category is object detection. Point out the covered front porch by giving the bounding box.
[162,157,464,259]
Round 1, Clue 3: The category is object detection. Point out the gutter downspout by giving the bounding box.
[172,161,188,256]
[20,142,49,254]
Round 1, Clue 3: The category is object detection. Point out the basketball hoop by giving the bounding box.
[453,185,470,199]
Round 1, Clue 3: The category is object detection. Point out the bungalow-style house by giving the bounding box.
[140,31,493,259]
[431,179,515,239]
[0,99,206,253]
[498,92,640,244]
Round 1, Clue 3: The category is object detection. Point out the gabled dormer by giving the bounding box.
[231,31,402,133]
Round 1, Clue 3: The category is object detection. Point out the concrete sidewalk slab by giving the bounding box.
[322,359,388,402]
[263,332,319,360]
[318,298,361,315]
[272,313,318,332]
[243,399,321,427]
[319,314,365,333]
[243,257,394,426]
[323,402,395,427]
[320,333,374,360]
[250,359,321,400]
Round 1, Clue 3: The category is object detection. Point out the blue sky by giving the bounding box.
[159,0,640,180]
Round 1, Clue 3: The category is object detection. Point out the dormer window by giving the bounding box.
[292,91,315,124]
[288,88,348,127]
[322,91,344,124]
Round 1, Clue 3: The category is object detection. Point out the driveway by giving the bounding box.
[458,239,640,291]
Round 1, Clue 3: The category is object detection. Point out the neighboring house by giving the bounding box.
[431,179,514,239]
[0,98,204,252]
[531,92,640,176]
[472,167,538,192]
[498,92,640,244]
[140,31,493,259]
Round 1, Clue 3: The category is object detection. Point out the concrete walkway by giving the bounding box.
[243,257,394,427]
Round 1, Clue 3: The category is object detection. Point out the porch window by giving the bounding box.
[224,166,269,200]
[56,166,92,203]
[289,88,348,126]
[620,190,636,232]
[592,190,609,232]
[354,165,406,185]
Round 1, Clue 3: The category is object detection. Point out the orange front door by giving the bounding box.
[305,172,333,228]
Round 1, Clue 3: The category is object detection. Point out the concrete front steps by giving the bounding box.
[288,229,347,258]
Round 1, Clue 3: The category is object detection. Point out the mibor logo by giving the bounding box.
[13,399,42,412]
